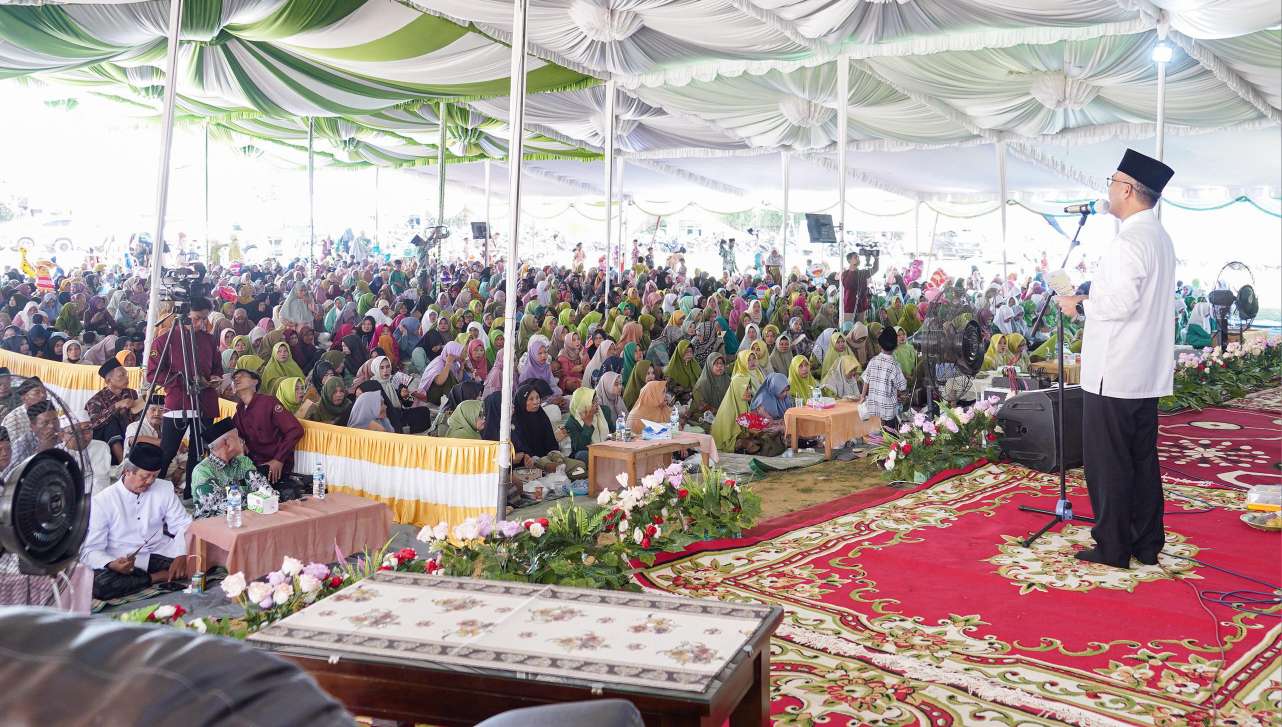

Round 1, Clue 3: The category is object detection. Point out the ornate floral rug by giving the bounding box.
[1223,386,1282,415]
[638,463,1281,726]
[1157,404,1282,490]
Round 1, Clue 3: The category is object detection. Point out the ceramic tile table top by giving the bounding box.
[249,572,781,725]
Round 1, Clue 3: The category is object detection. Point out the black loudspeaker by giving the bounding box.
[804,213,836,244]
[996,386,1083,473]
[470,222,489,239]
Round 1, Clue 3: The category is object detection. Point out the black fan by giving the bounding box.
[0,449,86,576]
[919,319,986,376]
[1208,261,1258,351]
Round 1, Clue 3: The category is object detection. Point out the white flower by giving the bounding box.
[280,556,303,577]
[272,582,294,606]
[619,519,629,534]
[884,458,895,471]
[661,507,669,518]
[633,527,645,544]
[615,472,631,488]
[432,521,450,541]
[152,605,176,621]
[596,490,614,506]
[641,472,664,490]
[652,525,662,539]
[298,574,322,595]
[528,522,546,538]
[246,581,273,606]
[382,553,399,568]
[454,518,481,541]
[189,618,207,634]
[221,572,247,600]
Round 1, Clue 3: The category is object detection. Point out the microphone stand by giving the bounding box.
[1018,211,1094,547]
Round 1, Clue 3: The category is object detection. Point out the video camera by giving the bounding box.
[158,265,210,306]
[853,242,880,266]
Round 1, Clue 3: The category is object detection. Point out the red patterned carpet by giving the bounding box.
[1223,386,1282,415]
[1157,403,1282,490]
[639,463,1281,726]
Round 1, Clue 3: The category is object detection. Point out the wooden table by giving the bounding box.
[783,400,881,459]
[1031,360,1081,385]
[588,432,714,495]
[249,572,783,727]
[186,493,392,581]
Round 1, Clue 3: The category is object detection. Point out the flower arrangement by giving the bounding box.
[220,554,367,631]
[1162,337,1280,412]
[596,464,762,550]
[871,398,1003,483]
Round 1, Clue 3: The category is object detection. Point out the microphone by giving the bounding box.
[1063,199,1109,216]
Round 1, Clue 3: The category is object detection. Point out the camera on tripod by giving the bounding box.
[159,265,209,307]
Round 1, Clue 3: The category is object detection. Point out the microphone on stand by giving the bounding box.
[1063,199,1110,216]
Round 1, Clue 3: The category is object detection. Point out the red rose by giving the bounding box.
[677,488,689,500]
[644,524,658,537]
[901,443,913,455]
[1197,364,1206,371]
[922,437,933,447]
[395,547,417,562]
[724,479,737,488]
[171,604,187,619]
[537,518,549,528]
[523,519,535,529]
[986,433,997,442]
[652,515,664,524]
[732,506,741,513]
[378,565,392,571]
[641,536,652,549]
[328,576,343,588]
[423,559,441,574]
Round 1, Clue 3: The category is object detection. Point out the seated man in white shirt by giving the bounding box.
[59,415,113,496]
[80,443,193,601]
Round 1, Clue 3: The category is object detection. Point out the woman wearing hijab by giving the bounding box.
[848,323,872,369]
[892,327,918,378]
[54,302,82,338]
[664,340,700,404]
[766,334,794,377]
[340,334,369,382]
[788,355,819,404]
[821,355,864,399]
[445,399,485,440]
[275,377,307,415]
[464,337,489,382]
[595,371,627,429]
[622,359,654,410]
[711,374,754,453]
[510,381,582,476]
[644,339,670,369]
[821,333,856,378]
[750,373,791,431]
[306,378,353,425]
[416,340,463,408]
[556,330,588,393]
[347,391,392,432]
[690,352,730,424]
[583,339,615,388]
[565,387,609,461]
[619,341,640,386]
[482,354,505,399]
[260,341,305,397]
[518,338,563,401]
[290,325,322,374]
[61,339,84,364]
[627,380,672,435]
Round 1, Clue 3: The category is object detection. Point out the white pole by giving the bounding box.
[836,55,850,328]
[1155,54,1168,219]
[913,201,921,256]
[437,101,447,266]
[307,117,315,261]
[483,158,492,264]
[203,121,210,264]
[780,151,790,281]
[497,0,530,518]
[615,157,625,271]
[141,0,184,372]
[995,142,1008,280]
[602,79,617,310]
[373,166,380,248]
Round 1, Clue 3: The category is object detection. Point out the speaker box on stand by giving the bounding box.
[996,386,1083,473]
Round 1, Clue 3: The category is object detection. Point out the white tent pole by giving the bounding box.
[141,0,184,373]
[912,201,921,256]
[483,158,492,264]
[497,0,530,519]
[995,142,1009,280]
[836,55,850,328]
[615,157,625,270]
[373,166,380,247]
[1154,50,1168,219]
[203,121,210,264]
[437,101,448,265]
[307,117,315,262]
[602,79,617,310]
[780,151,790,280]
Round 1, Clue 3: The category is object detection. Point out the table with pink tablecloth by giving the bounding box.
[784,401,882,459]
[185,493,392,581]
[588,432,719,495]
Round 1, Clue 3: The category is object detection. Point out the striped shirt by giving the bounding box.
[861,352,906,421]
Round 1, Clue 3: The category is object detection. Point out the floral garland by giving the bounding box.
[1162,337,1280,412]
[118,466,761,635]
[871,398,1003,484]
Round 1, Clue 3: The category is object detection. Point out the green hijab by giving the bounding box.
[788,355,819,402]
[445,400,484,439]
[622,359,651,410]
[892,328,917,377]
[664,340,701,390]
[711,375,752,452]
[259,342,305,396]
[620,341,640,385]
[357,292,375,316]
[309,377,352,425]
[691,352,731,415]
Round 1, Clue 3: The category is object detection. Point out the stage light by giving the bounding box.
[1151,42,1173,63]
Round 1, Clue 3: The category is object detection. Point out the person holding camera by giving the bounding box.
[146,296,222,496]
[841,250,879,321]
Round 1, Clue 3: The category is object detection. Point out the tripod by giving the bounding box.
[133,303,210,493]
[1018,212,1095,547]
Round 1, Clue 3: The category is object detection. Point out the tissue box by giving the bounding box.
[247,490,279,515]
[640,419,671,440]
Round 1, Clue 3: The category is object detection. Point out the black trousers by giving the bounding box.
[1082,391,1164,566]
[161,415,212,495]
[92,554,173,600]
[91,415,128,450]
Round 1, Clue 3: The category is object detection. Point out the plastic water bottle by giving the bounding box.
[313,461,327,500]
[225,486,243,529]
[615,413,628,441]
[669,405,680,438]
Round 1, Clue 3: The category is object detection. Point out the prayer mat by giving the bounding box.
[91,567,227,613]
[708,451,826,478]
[1157,404,1281,490]
[638,462,1280,726]
[1223,385,1282,415]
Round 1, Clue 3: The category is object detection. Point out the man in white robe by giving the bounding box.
[80,443,192,600]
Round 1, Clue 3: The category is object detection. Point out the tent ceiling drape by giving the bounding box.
[0,0,1277,200]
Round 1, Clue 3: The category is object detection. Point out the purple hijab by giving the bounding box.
[519,338,560,395]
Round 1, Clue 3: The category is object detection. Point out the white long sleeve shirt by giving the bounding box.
[1080,208,1176,399]
[80,479,191,571]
